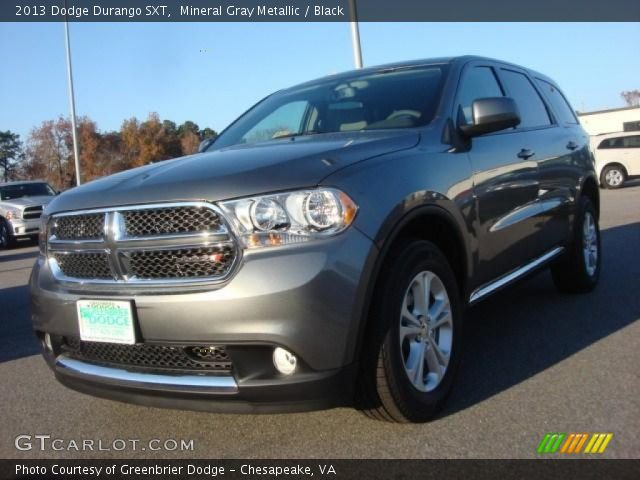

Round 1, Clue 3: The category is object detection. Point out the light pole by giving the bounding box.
[348,0,363,69]
[64,11,81,186]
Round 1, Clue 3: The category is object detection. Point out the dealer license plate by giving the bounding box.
[77,300,136,344]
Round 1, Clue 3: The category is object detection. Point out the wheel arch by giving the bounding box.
[349,203,471,369]
[580,174,600,220]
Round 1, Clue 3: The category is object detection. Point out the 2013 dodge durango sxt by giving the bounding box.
[31,56,601,422]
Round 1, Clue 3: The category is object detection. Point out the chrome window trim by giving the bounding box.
[47,201,241,286]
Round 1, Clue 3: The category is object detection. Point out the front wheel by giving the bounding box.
[0,220,15,249]
[357,240,463,423]
[551,197,600,293]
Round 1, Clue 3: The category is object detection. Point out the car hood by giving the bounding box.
[2,196,54,210]
[46,130,419,214]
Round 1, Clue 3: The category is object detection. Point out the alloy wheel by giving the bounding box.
[399,271,453,392]
[605,169,624,187]
[583,212,598,277]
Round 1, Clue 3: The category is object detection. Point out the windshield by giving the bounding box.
[212,64,449,150]
[0,183,56,201]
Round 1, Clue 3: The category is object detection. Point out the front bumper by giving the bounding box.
[8,218,40,237]
[31,228,376,412]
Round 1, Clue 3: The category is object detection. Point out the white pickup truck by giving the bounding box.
[0,180,56,248]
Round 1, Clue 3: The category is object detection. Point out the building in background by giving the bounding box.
[578,106,640,136]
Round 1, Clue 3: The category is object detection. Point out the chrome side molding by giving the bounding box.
[469,246,564,304]
[55,355,238,394]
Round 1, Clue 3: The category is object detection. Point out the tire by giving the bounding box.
[357,239,463,423]
[551,197,600,293]
[0,220,15,249]
[600,164,626,189]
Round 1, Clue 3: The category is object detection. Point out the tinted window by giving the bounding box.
[213,65,449,149]
[536,79,578,124]
[500,70,551,128]
[597,136,640,149]
[457,67,504,123]
[0,183,56,200]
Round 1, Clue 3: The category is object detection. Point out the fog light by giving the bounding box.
[273,347,297,375]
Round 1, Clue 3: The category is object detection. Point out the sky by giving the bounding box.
[1,22,639,142]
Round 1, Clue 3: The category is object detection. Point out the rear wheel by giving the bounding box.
[357,240,463,422]
[601,165,626,189]
[551,197,600,293]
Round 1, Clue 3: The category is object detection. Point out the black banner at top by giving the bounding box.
[4,0,640,22]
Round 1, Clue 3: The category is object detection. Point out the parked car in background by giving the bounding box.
[591,131,640,188]
[0,181,56,249]
[31,56,601,422]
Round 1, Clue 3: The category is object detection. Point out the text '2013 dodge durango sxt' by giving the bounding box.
[31,56,601,422]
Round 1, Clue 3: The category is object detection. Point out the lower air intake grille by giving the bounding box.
[62,338,232,373]
[53,252,112,279]
[127,245,235,279]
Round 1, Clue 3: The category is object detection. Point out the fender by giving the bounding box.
[345,199,474,368]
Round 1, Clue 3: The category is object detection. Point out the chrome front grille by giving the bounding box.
[22,205,44,220]
[123,206,223,237]
[126,245,235,279]
[53,213,105,240]
[47,202,239,285]
[53,252,113,279]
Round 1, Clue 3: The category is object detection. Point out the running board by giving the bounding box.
[469,246,565,304]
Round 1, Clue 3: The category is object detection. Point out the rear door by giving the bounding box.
[534,77,589,245]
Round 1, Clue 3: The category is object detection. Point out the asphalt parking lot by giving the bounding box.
[0,184,638,459]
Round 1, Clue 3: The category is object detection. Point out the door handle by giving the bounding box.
[566,141,579,150]
[517,148,535,159]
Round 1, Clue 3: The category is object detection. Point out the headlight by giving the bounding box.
[38,214,49,256]
[4,208,21,221]
[219,188,358,249]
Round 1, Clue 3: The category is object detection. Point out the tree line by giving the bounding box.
[0,113,217,190]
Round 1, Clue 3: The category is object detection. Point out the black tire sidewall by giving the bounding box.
[377,240,463,420]
[572,198,601,287]
[0,221,10,249]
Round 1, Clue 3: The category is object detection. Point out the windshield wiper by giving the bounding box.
[271,130,324,140]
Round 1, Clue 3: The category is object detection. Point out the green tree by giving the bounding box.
[0,131,23,182]
[201,127,218,140]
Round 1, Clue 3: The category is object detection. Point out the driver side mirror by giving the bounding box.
[198,137,216,153]
[459,97,520,137]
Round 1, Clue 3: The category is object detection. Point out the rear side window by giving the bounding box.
[599,135,640,149]
[536,79,578,124]
[457,66,504,124]
[499,69,551,129]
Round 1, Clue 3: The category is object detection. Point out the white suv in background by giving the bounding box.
[591,131,640,189]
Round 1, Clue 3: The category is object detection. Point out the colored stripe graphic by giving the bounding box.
[539,433,613,454]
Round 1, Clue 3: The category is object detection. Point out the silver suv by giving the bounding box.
[30,56,601,422]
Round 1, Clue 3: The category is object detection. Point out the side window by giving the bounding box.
[623,135,640,148]
[499,69,551,128]
[241,101,309,143]
[457,66,504,124]
[598,137,624,149]
[536,79,578,124]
